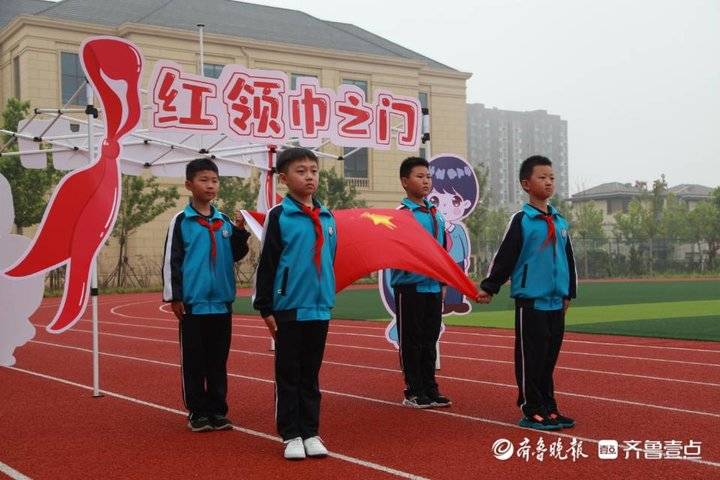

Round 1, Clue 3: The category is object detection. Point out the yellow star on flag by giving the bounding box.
[361,212,397,230]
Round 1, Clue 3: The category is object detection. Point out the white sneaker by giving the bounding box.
[303,436,328,457]
[283,436,306,460]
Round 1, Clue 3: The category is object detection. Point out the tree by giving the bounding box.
[645,175,668,274]
[0,98,63,234]
[571,201,605,277]
[661,193,690,242]
[104,175,179,287]
[315,168,366,209]
[216,174,260,213]
[711,188,720,269]
[613,176,668,275]
[687,190,720,270]
[614,199,650,274]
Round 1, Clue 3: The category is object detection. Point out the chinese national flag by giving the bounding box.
[242,208,479,299]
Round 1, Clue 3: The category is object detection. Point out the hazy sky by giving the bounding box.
[244,0,719,193]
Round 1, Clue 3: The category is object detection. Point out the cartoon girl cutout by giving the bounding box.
[380,154,479,348]
[428,155,478,315]
[0,174,42,366]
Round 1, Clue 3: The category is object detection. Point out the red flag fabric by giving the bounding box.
[333,209,478,297]
[243,208,479,299]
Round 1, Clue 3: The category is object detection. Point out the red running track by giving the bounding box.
[1,292,719,479]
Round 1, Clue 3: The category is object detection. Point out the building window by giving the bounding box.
[13,56,20,99]
[343,147,369,181]
[290,73,318,89]
[203,63,224,79]
[418,92,428,109]
[342,79,369,180]
[61,52,84,105]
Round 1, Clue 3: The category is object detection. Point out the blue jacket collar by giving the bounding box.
[184,203,222,220]
[401,197,434,211]
[282,195,331,216]
[523,202,559,218]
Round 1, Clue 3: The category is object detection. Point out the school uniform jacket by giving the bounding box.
[481,203,577,310]
[253,195,337,322]
[390,197,446,293]
[162,204,250,314]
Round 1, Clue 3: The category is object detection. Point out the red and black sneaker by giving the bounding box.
[518,413,562,431]
[549,411,575,428]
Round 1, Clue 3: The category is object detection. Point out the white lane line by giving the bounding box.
[0,461,31,480]
[4,366,428,480]
[112,301,720,354]
[28,336,720,419]
[36,298,122,310]
[80,318,720,388]
[78,315,720,368]
[14,344,720,470]
[439,330,720,354]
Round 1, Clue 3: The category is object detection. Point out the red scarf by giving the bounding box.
[541,213,557,247]
[300,204,324,273]
[418,205,439,239]
[196,217,224,264]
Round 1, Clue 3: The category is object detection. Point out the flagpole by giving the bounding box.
[422,110,441,370]
[86,81,103,396]
[268,145,276,352]
[197,23,205,153]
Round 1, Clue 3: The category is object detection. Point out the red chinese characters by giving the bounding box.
[223,72,286,140]
[287,78,333,143]
[375,92,421,148]
[334,85,374,144]
[152,66,217,130]
[148,62,421,150]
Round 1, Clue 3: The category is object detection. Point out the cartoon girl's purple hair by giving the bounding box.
[428,155,479,216]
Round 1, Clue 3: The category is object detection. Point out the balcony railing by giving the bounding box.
[344,177,369,189]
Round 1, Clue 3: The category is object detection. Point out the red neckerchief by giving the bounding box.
[541,212,556,247]
[417,205,439,239]
[196,216,224,264]
[300,203,324,273]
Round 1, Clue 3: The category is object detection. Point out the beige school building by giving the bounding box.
[0,0,471,285]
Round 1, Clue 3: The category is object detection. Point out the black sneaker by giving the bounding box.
[549,411,575,428]
[428,392,452,408]
[210,414,233,431]
[402,394,433,409]
[188,415,213,432]
[518,413,562,431]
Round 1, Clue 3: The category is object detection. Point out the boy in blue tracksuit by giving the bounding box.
[162,158,250,432]
[253,147,337,460]
[479,155,577,431]
[391,156,452,409]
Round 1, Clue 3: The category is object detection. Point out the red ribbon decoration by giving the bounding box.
[4,37,143,332]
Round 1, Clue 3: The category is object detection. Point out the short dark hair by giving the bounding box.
[519,155,552,182]
[276,147,318,173]
[400,156,429,178]
[186,158,219,181]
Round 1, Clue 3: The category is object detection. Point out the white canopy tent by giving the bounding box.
[0,76,432,392]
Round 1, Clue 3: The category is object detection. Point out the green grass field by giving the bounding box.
[234,280,720,341]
